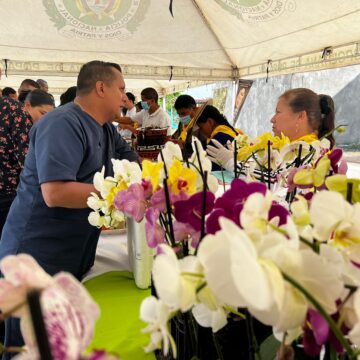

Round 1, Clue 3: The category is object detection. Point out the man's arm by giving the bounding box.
[114,114,133,125]
[41,181,97,208]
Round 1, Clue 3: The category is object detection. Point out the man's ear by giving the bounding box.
[95,81,105,98]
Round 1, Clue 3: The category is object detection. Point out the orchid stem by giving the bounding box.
[283,273,356,358]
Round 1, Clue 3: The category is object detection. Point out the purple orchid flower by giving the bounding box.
[303,309,347,357]
[114,183,146,222]
[141,179,153,199]
[173,220,201,248]
[268,202,289,226]
[174,191,215,231]
[205,179,267,234]
[145,207,165,248]
[150,188,189,213]
[328,148,347,174]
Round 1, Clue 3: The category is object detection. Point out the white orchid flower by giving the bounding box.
[197,217,278,312]
[189,137,212,173]
[310,191,360,248]
[140,296,176,357]
[93,166,117,199]
[240,192,273,238]
[276,247,343,314]
[192,303,228,333]
[279,141,312,166]
[157,141,183,169]
[152,244,202,312]
[111,159,142,184]
[87,192,105,211]
[320,244,360,287]
[88,211,105,228]
[348,289,360,347]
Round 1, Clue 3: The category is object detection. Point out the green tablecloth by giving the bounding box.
[84,271,155,360]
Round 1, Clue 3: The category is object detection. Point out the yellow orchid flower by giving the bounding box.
[106,180,128,205]
[272,133,290,150]
[293,156,330,188]
[168,159,197,195]
[142,160,164,191]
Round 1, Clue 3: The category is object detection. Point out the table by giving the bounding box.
[83,231,155,359]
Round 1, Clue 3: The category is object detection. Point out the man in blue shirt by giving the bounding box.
[0,60,138,357]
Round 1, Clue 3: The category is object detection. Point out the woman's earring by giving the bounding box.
[295,123,299,134]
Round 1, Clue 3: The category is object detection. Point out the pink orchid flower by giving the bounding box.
[0,254,101,360]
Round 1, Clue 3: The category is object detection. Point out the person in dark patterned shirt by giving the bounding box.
[0,97,32,235]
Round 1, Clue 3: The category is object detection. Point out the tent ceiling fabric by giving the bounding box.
[0,0,360,95]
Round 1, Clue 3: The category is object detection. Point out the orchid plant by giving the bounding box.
[0,254,118,360]
[228,127,347,202]
[139,176,360,359]
[88,138,219,252]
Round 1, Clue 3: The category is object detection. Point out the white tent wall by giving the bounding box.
[1,0,360,96]
[236,63,360,146]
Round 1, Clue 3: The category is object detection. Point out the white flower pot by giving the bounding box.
[126,217,154,289]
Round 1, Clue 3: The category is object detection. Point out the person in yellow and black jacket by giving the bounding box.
[196,104,243,170]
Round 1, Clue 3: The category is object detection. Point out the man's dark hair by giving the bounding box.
[126,92,135,103]
[2,87,16,97]
[18,90,31,103]
[141,87,158,103]
[60,86,77,106]
[77,60,122,96]
[20,79,40,90]
[174,94,196,110]
[25,89,55,107]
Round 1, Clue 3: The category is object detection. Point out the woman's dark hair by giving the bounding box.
[135,101,143,110]
[2,87,16,97]
[18,90,31,103]
[280,88,335,148]
[25,89,55,107]
[60,86,77,106]
[126,92,135,103]
[197,105,237,133]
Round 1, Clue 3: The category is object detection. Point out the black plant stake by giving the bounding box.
[159,149,168,178]
[27,290,53,360]
[201,171,208,240]
[346,182,353,204]
[163,178,175,247]
[234,141,238,179]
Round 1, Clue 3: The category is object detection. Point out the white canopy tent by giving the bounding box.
[0,0,360,96]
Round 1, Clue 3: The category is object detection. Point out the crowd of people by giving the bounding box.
[0,60,336,357]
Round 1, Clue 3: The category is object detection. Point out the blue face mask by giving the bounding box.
[179,115,191,125]
[141,101,150,111]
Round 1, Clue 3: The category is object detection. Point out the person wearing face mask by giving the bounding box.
[171,94,208,156]
[116,87,171,135]
[206,88,335,172]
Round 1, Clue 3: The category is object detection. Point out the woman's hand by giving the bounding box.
[206,139,235,171]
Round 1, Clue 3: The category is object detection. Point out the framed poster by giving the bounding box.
[233,79,253,125]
